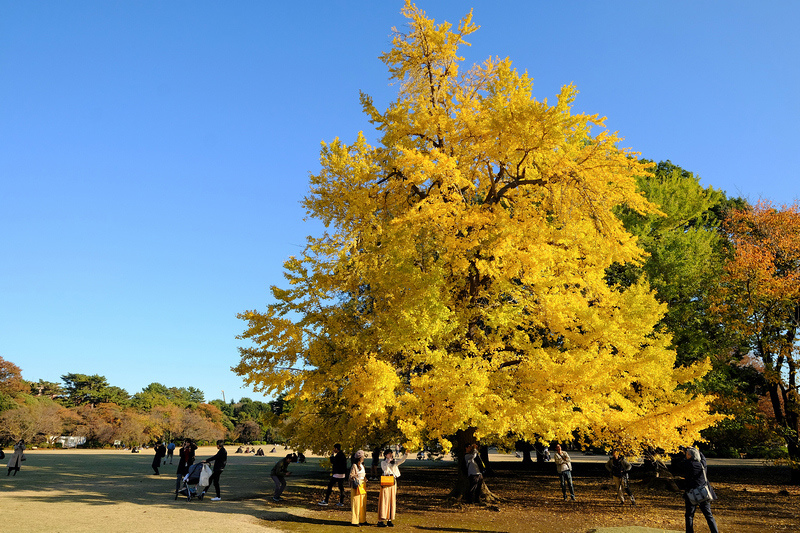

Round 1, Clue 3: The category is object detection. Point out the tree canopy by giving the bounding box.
[235,2,721,454]
[713,201,800,479]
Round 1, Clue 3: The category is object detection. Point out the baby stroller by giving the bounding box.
[175,462,212,501]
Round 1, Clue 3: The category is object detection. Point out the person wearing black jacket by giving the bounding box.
[605,449,635,505]
[151,442,166,475]
[175,439,198,494]
[318,443,348,506]
[682,447,719,533]
[200,440,227,501]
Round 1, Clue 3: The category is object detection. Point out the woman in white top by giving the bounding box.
[349,450,368,526]
[377,448,407,527]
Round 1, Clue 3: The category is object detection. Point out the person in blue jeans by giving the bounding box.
[554,444,576,501]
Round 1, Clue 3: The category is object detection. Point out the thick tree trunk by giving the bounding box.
[446,429,500,504]
[515,440,535,467]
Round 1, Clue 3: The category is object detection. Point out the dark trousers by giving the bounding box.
[272,475,287,498]
[324,476,345,503]
[466,473,483,503]
[203,470,222,497]
[684,495,719,533]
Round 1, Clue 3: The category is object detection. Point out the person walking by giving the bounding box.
[7,440,25,476]
[175,439,198,494]
[200,440,228,501]
[166,441,176,464]
[370,448,380,481]
[271,453,296,502]
[605,449,635,505]
[151,441,167,474]
[319,443,348,506]
[554,444,576,501]
[349,450,368,526]
[682,447,720,533]
[377,448,407,527]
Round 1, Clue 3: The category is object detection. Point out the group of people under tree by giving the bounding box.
[555,444,719,533]
[4,431,722,533]
[289,443,407,527]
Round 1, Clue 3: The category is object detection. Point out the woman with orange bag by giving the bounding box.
[349,450,368,526]
[377,448,407,528]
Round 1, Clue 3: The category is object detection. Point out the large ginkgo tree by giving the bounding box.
[235,2,720,458]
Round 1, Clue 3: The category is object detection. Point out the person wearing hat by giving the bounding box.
[349,450,368,526]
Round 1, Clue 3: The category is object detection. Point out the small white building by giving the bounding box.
[52,436,87,448]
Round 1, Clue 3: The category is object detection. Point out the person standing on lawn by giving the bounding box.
[151,441,166,474]
[200,440,228,501]
[271,453,296,502]
[605,449,635,505]
[554,444,576,501]
[7,440,25,476]
[319,443,348,506]
[464,443,485,504]
[682,447,719,533]
[166,441,176,464]
[349,450,368,526]
[377,448,407,528]
[175,439,198,494]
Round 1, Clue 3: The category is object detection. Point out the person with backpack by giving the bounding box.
[605,449,635,505]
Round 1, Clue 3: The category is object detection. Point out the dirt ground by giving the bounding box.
[0,448,797,533]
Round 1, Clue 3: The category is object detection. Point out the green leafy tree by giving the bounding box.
[30,379,64,400]
[61,373,124,408]
[608,160,731,366]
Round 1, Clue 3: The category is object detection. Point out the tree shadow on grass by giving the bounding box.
[411,526,508,533]
[256,509,354,529]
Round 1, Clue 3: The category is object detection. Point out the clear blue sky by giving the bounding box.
[2,1,798,403]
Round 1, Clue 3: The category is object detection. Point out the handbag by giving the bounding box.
[356,482,366,495]
[380,475,395,486]
[686,464,716,505]
[687,484,713,505]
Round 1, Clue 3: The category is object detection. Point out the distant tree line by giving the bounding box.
[0,361,285,448]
